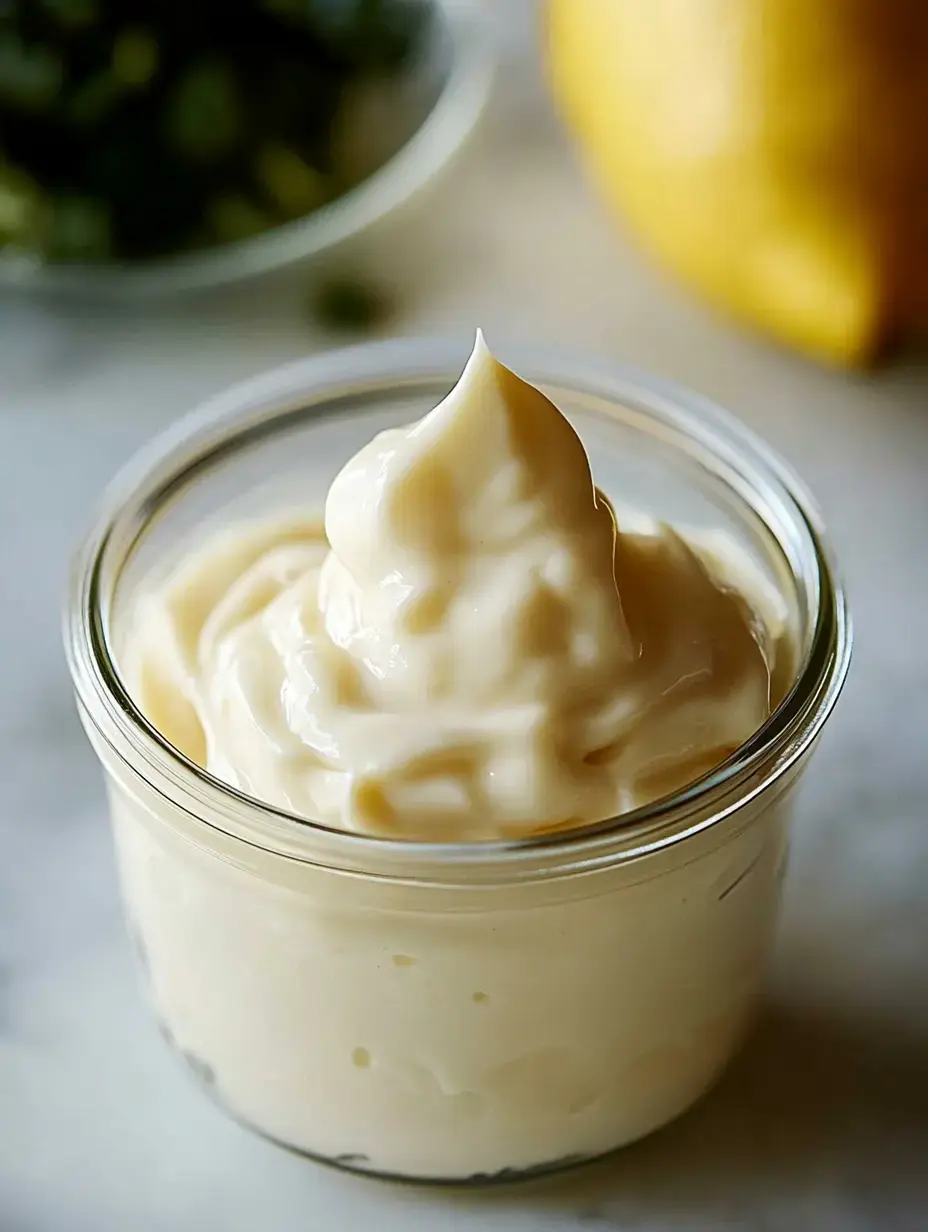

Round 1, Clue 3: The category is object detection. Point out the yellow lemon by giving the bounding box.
[548,0,928,365]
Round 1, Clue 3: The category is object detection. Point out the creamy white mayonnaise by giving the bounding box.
[124,332,775,840]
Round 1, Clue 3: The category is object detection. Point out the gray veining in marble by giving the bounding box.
[2,14,927,1232]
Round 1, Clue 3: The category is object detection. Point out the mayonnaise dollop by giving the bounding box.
[125,333,775,840]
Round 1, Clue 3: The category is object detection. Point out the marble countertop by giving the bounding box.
[2,22,927,1232]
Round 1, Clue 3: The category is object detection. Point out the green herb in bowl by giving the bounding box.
[0,0,429,263]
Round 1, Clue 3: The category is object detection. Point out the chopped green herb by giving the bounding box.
[312,276,393,332]
[0,37,62,111]
[46,196,111,260]
[208,194,273,244]
[112,29,158,88]
[0,0,427,262]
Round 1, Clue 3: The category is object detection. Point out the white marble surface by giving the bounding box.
[2,24,928,1232]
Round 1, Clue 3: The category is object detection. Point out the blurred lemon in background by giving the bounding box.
[548,0,928,366]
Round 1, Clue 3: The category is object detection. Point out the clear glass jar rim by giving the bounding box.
[65,336,852,881]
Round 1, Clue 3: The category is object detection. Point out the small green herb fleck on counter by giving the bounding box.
[312,276,394,333]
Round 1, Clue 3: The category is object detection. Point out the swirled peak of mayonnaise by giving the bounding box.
[124,332,780,841]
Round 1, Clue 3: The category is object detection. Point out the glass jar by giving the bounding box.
[65,338,851,1183]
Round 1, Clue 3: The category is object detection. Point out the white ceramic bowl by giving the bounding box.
[0,2,493,301]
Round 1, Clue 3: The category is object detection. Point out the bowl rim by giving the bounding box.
[65,336,853,883]
[0,1,495,299]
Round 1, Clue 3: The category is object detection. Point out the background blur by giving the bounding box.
[2,4,927,1231]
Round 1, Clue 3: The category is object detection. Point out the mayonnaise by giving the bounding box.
[124,332,774,840]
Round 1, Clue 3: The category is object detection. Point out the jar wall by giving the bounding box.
[106,764,797,1181]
